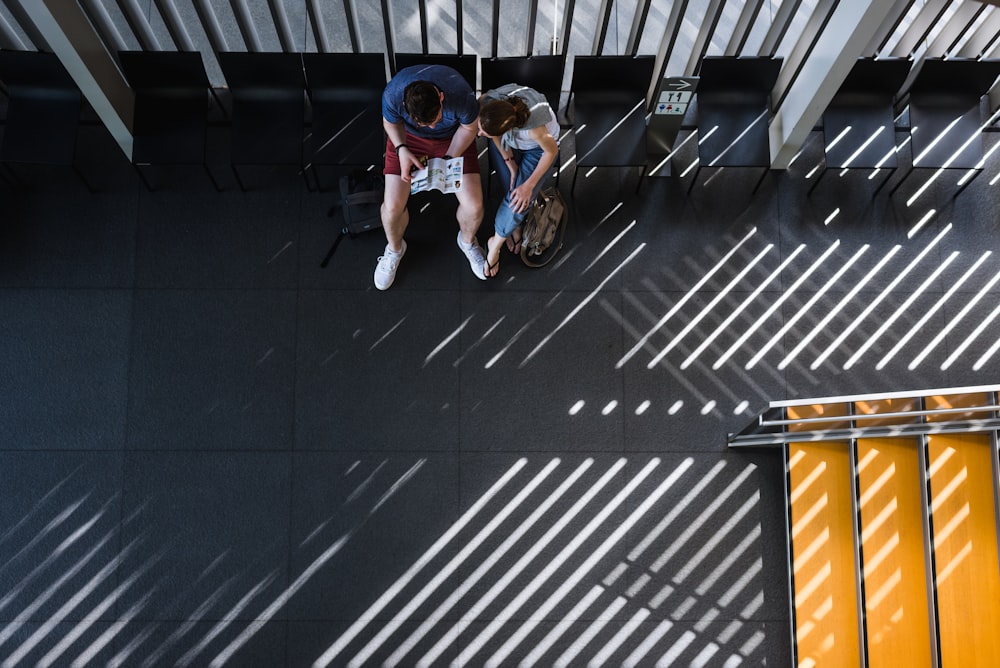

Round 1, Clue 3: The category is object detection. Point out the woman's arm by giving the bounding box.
[509,125,558,213]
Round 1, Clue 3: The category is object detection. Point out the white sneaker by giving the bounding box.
[374,241,406,290]
[457,233,487,280]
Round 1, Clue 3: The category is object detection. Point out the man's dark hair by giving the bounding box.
[403,81,441,124]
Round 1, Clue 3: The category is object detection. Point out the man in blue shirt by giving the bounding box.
[375,64,486,290]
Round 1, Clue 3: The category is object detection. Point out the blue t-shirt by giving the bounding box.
[382,65,478,139]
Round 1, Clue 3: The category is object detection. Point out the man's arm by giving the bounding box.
[384,117,424,183]
[445,120,478,160]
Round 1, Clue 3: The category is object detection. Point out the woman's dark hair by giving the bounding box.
[479,96,530,136]
[403,81,441,124]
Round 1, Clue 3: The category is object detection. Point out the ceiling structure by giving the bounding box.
[2,0,999,165]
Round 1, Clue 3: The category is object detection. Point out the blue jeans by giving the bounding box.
[489,142,551,238]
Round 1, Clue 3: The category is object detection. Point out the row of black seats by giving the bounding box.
[0,49,663,194]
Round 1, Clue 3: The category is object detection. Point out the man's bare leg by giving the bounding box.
[381,175,411,252]
[454,176,484,245]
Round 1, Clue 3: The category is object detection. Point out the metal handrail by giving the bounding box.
[760,404,1000,427]
[729,417,1000,447]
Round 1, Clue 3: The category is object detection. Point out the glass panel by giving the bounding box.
[206,0,246,50]
[533,0,562,56]
[740,0,775,55]
[389,0,424,54]
[309,1,353,52]
[637,1,673,56]
[775,0,818,58]
[499,0,530,56]
[276,0,309,52]
[607,0,639,55]
[464,0,495,55]
[354,2,388,54]
[666,1,702,75]
[878,0,923,56]
[426,0,459,53]
[706,0,741,56]
[97,0,143,50]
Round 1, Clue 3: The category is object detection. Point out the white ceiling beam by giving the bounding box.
[768,0,899,169]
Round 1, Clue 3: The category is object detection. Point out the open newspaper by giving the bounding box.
[410,156,464,195]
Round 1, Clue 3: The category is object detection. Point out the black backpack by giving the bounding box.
[320,170,385,268]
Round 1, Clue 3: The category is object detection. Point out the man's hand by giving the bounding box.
[398,148,425,183]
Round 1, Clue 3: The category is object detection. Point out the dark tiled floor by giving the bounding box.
[2,119,999,666]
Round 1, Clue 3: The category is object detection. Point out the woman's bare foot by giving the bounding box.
[485,234,504,278]
[505,227,523,254]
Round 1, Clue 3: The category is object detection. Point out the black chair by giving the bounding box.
[0,50,92,191]
[393,53,478,90]
[808,58,910,196]
[481,55,565,120]
[569,55,655,193]
[217,52,306,191]
[889,58,1000,201]
[688,56,782,195]
[481,55,566,193]
[118,50,220,191]
[303,53,387,191]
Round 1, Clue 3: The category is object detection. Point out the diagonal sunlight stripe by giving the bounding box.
[907,108,1000,207]
[482,459,693,668]
[0,499,115,615]
[843,250,959,369]
[583,220,637,274]
[650,465,756,573]
[36,550,162,668]
[722,240,846,370]
[748,239,870,371]
[211,461,426,667]
[810,224,953,370]
[623,619,673,668]
[618,228,757,368]
[778,244,903,371]
[708,112,767,167]
[588,607,651,668]
[628,460,725,562]
[425,315,472,366]
[179,572,279,667]
[3,537,142,668]
[0,482,84,557]
[674,492,759,584]
[0,523,118,646]
[524,585,605,667]
[943,288,1000,369]
[908,267,1000,370]
[486,317,538,368]
[552,595,628,667]
[370,317,407,352]
[975,334,1000,370]
[0,493,90,574]
[312,459,526,668]
[416,459,627,668]
[682,245,805,369]
[448,458,655,668]
[696,523,762,596]
[385,459,593,668]
[577,102,645,164]
[453,315,505,367]
[877,250,991,370]
[519,244,645,368]
[647,244,774,369]
[69,593,149,668]
[348,459,562,668]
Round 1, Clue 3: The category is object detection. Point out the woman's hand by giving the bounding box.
[509,181,534,213]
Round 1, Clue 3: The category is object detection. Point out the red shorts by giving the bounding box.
[383,133,481,176]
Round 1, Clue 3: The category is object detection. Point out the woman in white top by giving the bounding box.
[478,84,560,277]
